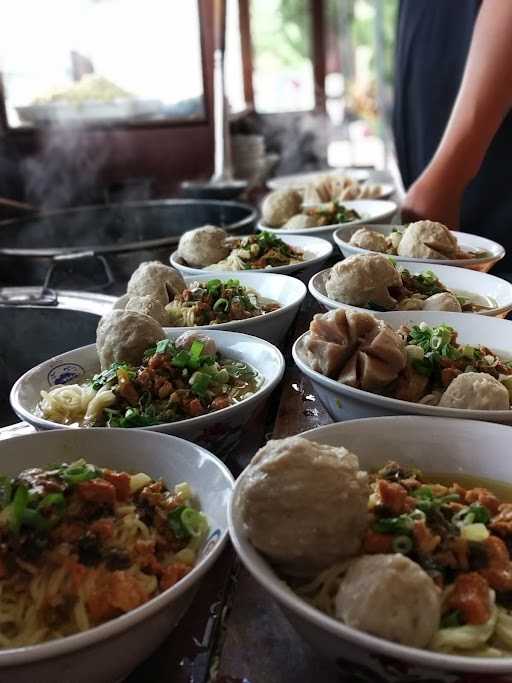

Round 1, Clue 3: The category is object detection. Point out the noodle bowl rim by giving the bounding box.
[0,429,233,664]
[228,416,512,672]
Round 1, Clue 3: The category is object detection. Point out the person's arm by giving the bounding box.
[401,0,512,227]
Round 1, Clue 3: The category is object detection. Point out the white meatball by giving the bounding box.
[261,190,302,227]
[349,228,388,253]
[397,221,458,259]
[127,261,186,307]
[177,225,230,268]
[325,254,401,310]
[335,554,441,648]
[125,295,168,325]
[96,310,166,370]
[282,214,318,230]
[422,292,462,312]
[112,294,130,310]
[238,436,369,574]
[175,330,217,357]
[439,372,509,410]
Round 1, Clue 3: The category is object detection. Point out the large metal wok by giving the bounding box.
[0,199,257,293]
[0,288,114,427]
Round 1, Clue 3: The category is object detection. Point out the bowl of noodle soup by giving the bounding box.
[10,329,285,454]
[0,427,232,683]
[229,416,512,680]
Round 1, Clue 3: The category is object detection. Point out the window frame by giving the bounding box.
[0,0,211,135]
[240,0,327,116]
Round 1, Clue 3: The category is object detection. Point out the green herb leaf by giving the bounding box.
[10,486,29,534]
[181,507,208,537]
[373,514,413,535]
[59,462,99,484]
[168,506,190,539]
[441,610,462,629]
[156,339,172,355]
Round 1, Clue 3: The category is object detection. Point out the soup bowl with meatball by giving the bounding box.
[334,222,505,273]
[293,309,512,424]
[229,416,512,680]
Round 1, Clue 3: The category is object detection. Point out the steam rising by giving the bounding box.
[21,125,110,210]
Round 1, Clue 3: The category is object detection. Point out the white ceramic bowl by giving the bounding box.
[117,272,306,346]
[170,234,333,276]
[309,262,512,317]
[266,167,371,189]
[10,329,285,453]
[229,416,512,680]
[293,310,512,424]
[257,200,398,244]
[0,428,233,683]
[333,223,506,273]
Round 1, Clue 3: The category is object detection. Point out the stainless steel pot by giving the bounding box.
[0,199,258,292]
[0,288,114,427]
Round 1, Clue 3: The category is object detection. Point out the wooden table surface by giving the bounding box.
[0,272,347,683]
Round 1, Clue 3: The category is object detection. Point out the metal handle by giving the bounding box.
[0,287,58,307]
[43,251,115,291]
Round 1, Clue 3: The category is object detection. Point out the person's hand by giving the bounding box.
[401,171,464,228]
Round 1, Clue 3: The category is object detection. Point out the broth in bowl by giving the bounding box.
[228,417,512,680]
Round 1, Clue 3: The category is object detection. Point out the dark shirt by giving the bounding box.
[393,0,512,273]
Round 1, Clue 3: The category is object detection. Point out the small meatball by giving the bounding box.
[261,190,302,228]
[238,436,369,574]
[325,254,401,310]
[438,372,509,410]
[175,330,217,357]
[177,225,230,268]
[349,228,388,253]
[335,554,441,648]
[125,295,169,325]
[282,214,318,230]
[96,310,166,370]
[127,261,186,307]
[397,221,458,259]
[422,292,462,312]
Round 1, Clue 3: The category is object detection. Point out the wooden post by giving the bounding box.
[311,0,326,113]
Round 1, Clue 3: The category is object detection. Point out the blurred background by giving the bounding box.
[0,0,398,211]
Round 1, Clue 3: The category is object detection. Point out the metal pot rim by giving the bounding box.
[0,199,258,257]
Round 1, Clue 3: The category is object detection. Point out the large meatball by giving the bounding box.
[349,228,388,253]
[127,261,186,307]
[96,310,166,370]
[304,309,407,392]
[335,554,441,648]
[398,221,458,259]
[125,295,169,325]
[261,190,302,227]
[439,372,509,410]
[325,254,401,310]
[238,436,369,574]
[282,214,318,230]
[177,225,230,268]
[422,292,462,312]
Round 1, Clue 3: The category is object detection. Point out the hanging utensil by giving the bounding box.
[181,0,247,200]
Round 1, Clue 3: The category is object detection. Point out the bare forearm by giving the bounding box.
[425,0,512,189]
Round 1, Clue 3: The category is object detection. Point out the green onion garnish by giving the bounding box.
[392,535,413,554]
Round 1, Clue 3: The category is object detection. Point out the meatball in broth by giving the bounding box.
[238,436,369,574]
[336,554,441,648]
